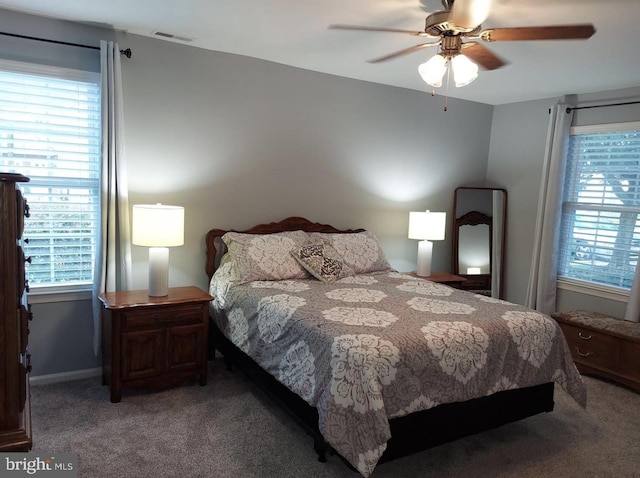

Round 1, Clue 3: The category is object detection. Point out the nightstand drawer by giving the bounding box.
[123,303,204,330]
[558,322,619,370]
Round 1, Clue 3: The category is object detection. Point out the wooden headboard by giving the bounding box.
[205,216,365,280]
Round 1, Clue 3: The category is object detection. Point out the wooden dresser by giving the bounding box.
[0,173,32,451]
[99,286,213,402]
[551,310,640,392]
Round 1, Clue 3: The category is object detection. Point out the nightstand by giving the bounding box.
[409,271,467,288]
[99,286,213,403]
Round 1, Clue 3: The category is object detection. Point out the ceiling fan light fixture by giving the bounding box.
[451,54,478,87]
[418,54,448,88]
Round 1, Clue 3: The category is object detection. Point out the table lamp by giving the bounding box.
[132,204,184,297]
[408,210,446,277]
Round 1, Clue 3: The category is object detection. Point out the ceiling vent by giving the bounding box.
[151,31,194,43]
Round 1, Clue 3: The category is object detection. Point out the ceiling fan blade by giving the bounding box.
[481,24,595,42]
[329,24,427,36]
[367,42,441,64]
[461,42,507,70]
[449,0,492,29]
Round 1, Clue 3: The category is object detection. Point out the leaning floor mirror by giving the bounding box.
[451,187,507,298]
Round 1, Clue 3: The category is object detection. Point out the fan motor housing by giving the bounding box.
[425,10,478,36]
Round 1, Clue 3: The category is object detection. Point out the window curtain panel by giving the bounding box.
[625,257,640,322]
[92,40,133,356]
[525,102,574,314]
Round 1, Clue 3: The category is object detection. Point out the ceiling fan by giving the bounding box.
[329,0,596,89]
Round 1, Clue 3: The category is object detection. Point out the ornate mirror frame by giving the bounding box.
[452,186,507,298]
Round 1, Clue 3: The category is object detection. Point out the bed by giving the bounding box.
[205,216,586,477]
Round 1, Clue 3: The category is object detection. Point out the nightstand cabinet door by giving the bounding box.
[122,329,164,380]
[167,324,205,372]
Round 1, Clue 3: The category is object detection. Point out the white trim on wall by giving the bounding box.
[557,277,630,302]
[30,367,102,386]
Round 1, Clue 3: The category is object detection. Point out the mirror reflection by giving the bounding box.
[452,187,507,298]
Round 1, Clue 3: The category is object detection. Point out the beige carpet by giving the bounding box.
[31,357,640,478]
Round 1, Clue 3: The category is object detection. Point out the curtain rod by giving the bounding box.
[0,31,132,58]
[566,100,640,113]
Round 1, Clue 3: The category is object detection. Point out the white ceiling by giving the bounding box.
[1,0,639,105]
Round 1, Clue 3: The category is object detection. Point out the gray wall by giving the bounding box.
[1,9,493,377]
[121,33,493,292]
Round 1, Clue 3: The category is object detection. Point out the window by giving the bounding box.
[558,122,640,292]
[0,60,101,291]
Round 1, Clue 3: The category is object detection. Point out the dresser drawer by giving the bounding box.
[123,303,204,330]
[558,322,619,370]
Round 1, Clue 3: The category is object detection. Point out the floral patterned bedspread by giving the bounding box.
[210,270,587,477]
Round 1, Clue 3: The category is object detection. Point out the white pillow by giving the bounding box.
[222,230,309,283]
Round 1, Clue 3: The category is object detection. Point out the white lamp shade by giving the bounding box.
[408,211,446,241]
[132,204,184,247]
[451,54,479,87]
[418,54,448,88]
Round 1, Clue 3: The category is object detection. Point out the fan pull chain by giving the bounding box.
[443,60,451,112]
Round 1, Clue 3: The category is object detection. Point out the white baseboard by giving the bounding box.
[30,367,102,386]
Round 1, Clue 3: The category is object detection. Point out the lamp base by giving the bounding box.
[415,240,434,277]
[148,247,169,297]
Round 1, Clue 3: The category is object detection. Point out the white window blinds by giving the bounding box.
[558,123,640,290]
[0,61,101,289]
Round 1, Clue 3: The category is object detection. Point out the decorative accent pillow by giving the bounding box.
[292,242,354,283]
[222,231,309,283]
[307,231,392,274]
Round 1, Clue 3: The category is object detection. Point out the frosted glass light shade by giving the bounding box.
[451,54,479,87]
[418,54,448,88]
[132,204,184,247]
[408,211,446,241]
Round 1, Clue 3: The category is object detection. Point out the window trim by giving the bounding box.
[28,287,92,304]
[570,121,640,135]
[557,120,640,296]
[557,277,630,302]
[0,59,101,298]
